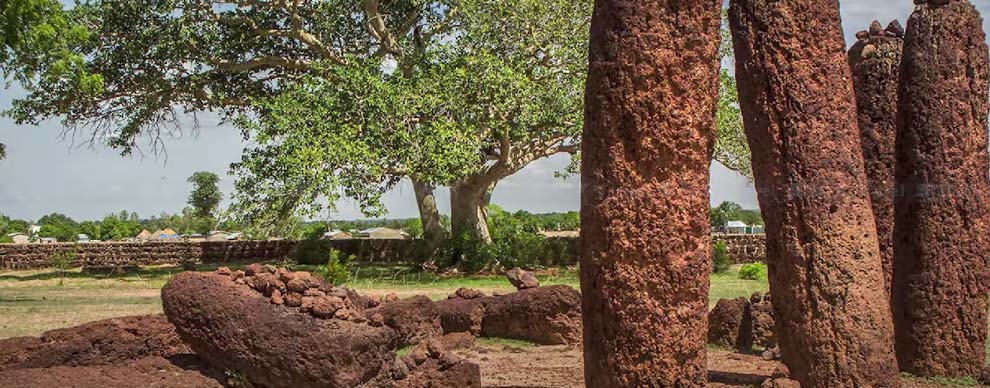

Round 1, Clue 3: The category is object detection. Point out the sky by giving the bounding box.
[1,1,987,222]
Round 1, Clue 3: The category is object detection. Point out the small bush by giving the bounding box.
[48,251,75,286]
[314,248,352,285]
[712,240,731,273]
[738,262,768,281]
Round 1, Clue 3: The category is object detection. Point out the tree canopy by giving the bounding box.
[187,171,222,219]
[2,0,754,246]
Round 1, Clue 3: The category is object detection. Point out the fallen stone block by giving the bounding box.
[0,314,190,369]
[365,295,442,347]
[162,271,397,388]
[480,285,581,345]
[0,356,224,388]
[708,297,753,352]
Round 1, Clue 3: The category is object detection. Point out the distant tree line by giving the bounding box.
[710,201,763,228]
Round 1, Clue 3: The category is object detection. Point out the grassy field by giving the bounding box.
[0,262,766,339]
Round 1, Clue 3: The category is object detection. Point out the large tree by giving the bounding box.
[2,0,751,250]
[187,171,223,219]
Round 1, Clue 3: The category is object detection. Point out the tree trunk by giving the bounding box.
[580,0,720,386]
[410,176,445,257]
[729,0,900,386]
[449,180,493,245]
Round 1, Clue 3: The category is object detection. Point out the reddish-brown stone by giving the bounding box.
[0,315,190,370]
[162,272,397,388]
[728,0,900,386]
[892,0,990,378]
[707,297,753,352]
[849,20,904,297]
[580,0,720,385]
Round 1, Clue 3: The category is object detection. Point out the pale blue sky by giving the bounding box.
[1,1,986,222]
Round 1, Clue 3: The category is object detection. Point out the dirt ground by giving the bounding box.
[456,344,967,388]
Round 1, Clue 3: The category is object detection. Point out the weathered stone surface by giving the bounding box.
[707,298,753,352]
[892,0,990,378]
[849,20,904,297]
[0,356,224,388]
[505,268,539,290]
[729,0,900,386]
[750,295,776,349]
[436,297,485,336]
[580,0,720,385]
[0,315,190,369]
[480,285,582,346]
[162,271,397,388]
[365,295,442,347]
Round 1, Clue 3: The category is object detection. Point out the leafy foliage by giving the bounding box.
[710,201,763,228]
[313,249,353,286]
[48,250,74,286]
[37,212,79,242]
[712,240,731,274]
[738,262,768,281]
[187,171,222,219]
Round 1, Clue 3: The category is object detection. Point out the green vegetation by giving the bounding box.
[187,171,223,220]
[314,249,354,286]
[738,263,768,281]
[712,240,731,274]
[710,201,763,228]
[47,251,74,286]
[0,263,768,338]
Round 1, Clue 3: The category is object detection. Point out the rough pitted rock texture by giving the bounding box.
[0,356,224,388]
[505,268,539,290]
[437,297,485,336]
[392,339,481,388]
[729,0,900,386]
[480,285,582,346]
[0,314,190,369]
[750,294,776,349]
[580,0,720,386]
[162,270,397,388]
[365,295,442,347]
[849,20,904,298]
[892,0,990,378]
[707,298,753,352]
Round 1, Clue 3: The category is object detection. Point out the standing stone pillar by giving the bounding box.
[580,0,721,386]
[849,20,904,297]
[892,0,990,378]
[728,0,901,386]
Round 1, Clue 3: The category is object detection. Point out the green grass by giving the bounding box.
[476,337,537,349]
[0,262,767,339]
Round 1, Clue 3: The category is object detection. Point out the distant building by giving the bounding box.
[227,232,244,241]
[185,233,206,242]
[207,231,231,241]
[7,233,29,244]
[322,230,353,240]
[723,221,764,235]
[78,234,91,243]
[356,227,411,240]
[151,228,180,241]
[135,229,153,241]
[539,230,579,238]
[39,237,57,244]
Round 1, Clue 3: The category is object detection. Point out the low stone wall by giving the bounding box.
[544,234,765,266]
[0,234,765,270]
[712,234,767,264]
[0,241,297,270]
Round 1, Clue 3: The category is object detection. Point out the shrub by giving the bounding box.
[313,248,353,285]
[712,240,731,273]
[48,251,75,286]
[738,262,768,281]
[292,237,333,265]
